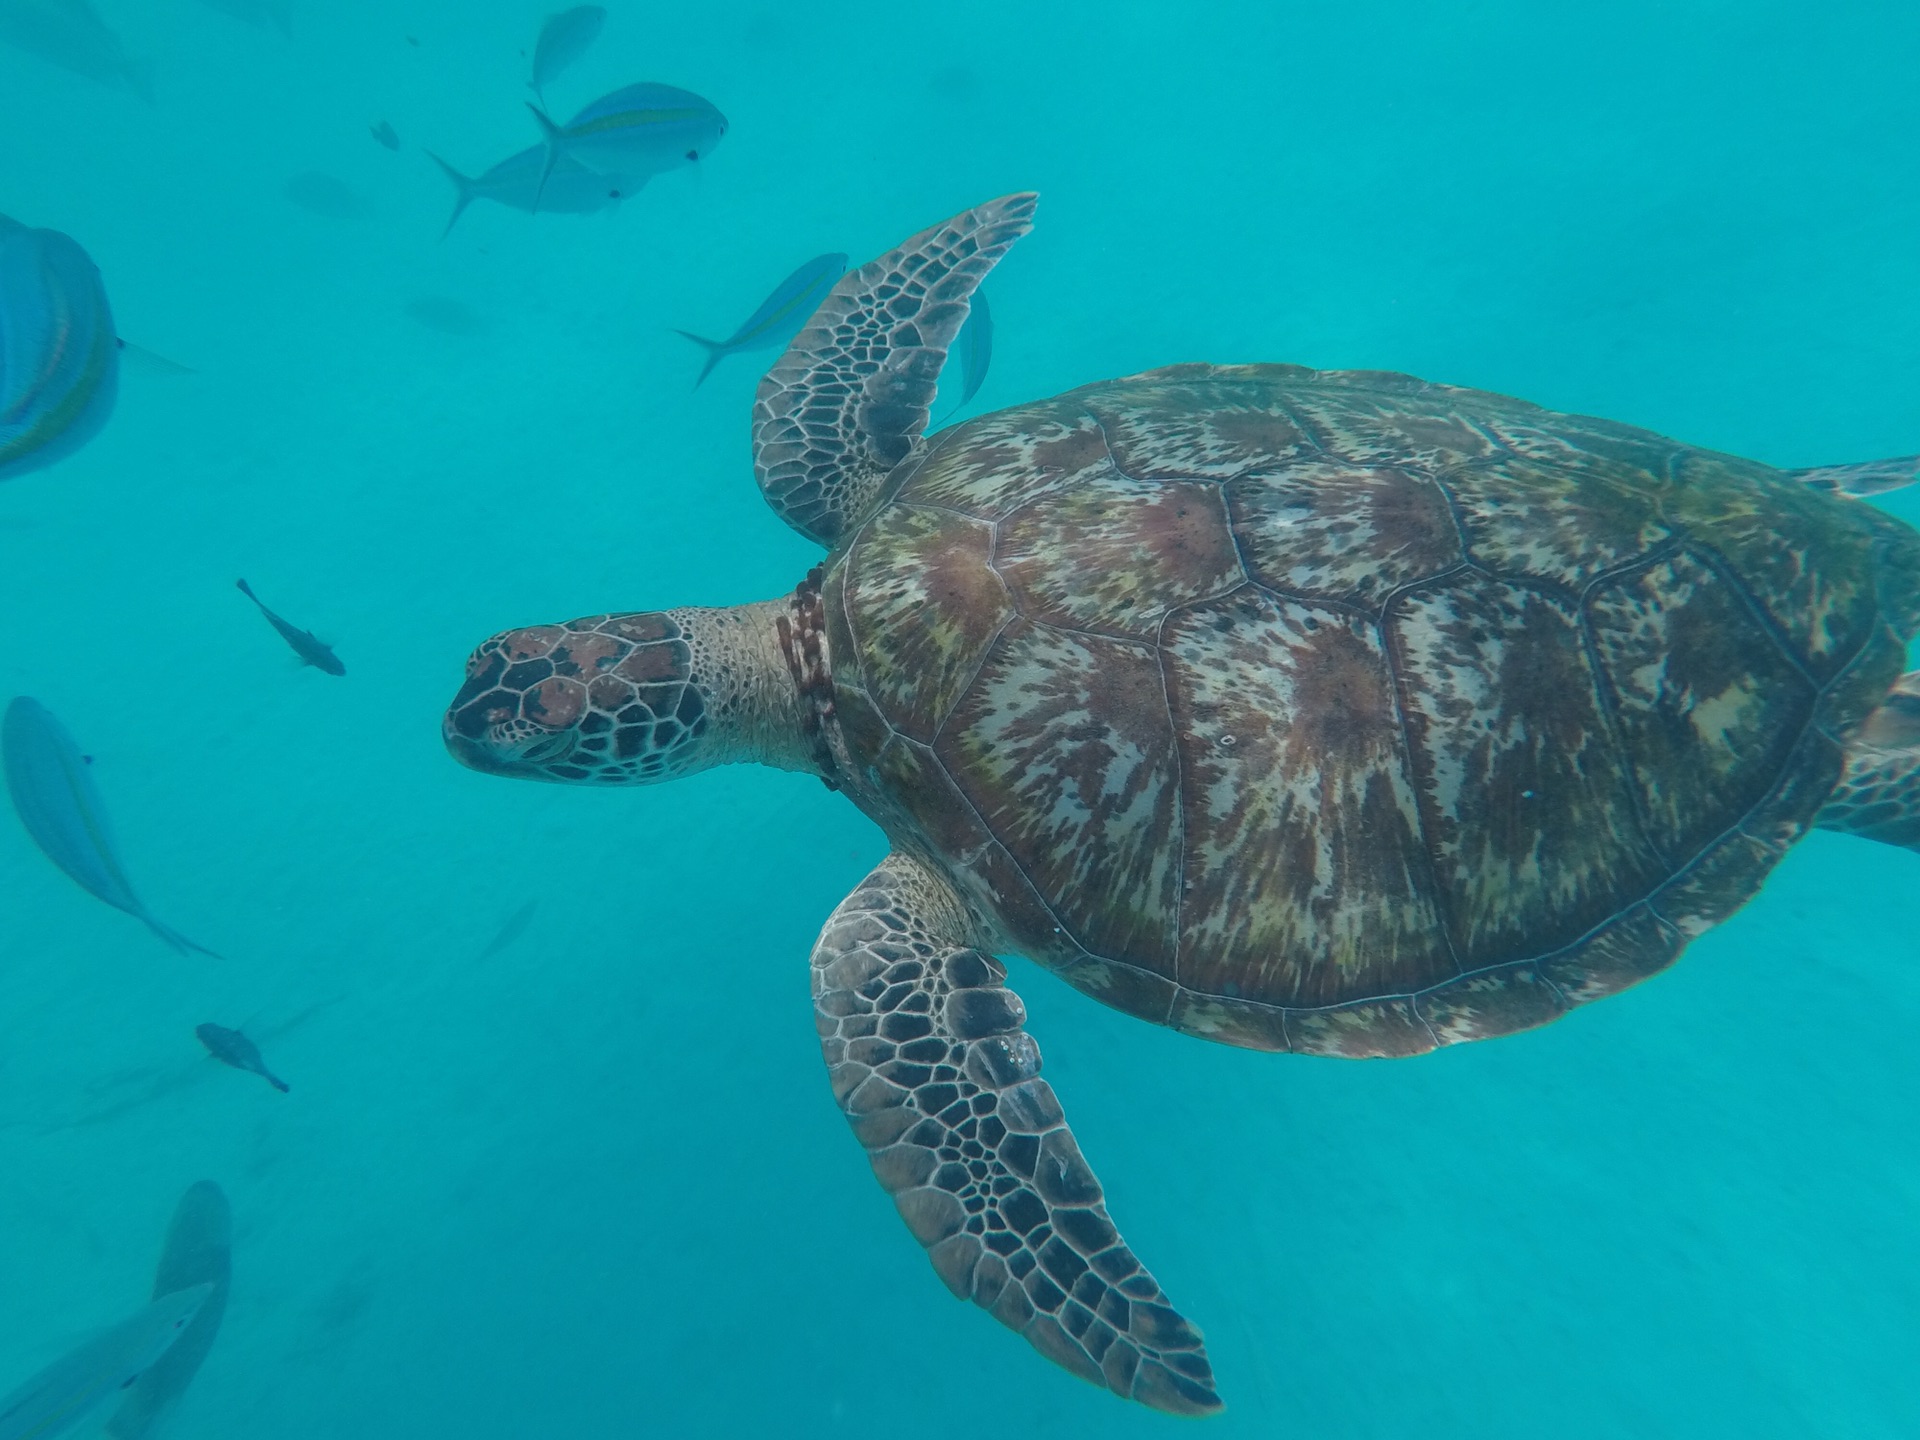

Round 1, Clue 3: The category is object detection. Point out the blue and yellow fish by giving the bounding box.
[526,82,727,206]
[676,253,848,387]
[0,214,118,483]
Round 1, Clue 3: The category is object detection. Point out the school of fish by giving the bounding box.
[0,1,1000,1419]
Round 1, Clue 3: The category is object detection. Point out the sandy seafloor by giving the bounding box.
[3,1,1920,1435]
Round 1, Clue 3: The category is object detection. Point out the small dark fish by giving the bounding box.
[1,213,119,482]
[477,899,537,961]
[676,252,846,388]
[4,697,216,958]
[529,5,604,103]
[195,1023,289,1093]
[369,120,399,151]
[950,290,992,413]
[236,578,344,675]
[106,1181,231,1440]
[283,172,370,220]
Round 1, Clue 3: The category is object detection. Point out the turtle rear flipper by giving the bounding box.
[752,193,1035,547]
[1789,454,1920,499]
[812,853,1222,1416]
[1818,670,1920,849]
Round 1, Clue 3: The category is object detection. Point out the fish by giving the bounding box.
[948,289,993,414]
[477,899,537,961]
[283,172,370,220]
[0,214,119,483]
[195,1023,289,1093]
[529,5,604,103]
[105,1183,231,1440]
[427,145,643,238]
[193,0,291,35]
[3,697,217,958]
[235,578,345,675]
[0,1285,213,1440]
[0,0,150,99]
[675,253,847,388]
[525,82,727,207]
[369,120,399,151]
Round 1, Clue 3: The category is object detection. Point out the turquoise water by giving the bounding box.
[5,0,1920,1434]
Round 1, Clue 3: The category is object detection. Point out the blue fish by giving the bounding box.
[0,214,118,483]
[949,290,992,415]
[0,0,150,100]
[105,1183,231,1440]
[427,145,644,238]
[0,1285,212,1440]
[529,5,604,103]
[2,697,217,957]
[526,82,727,207]
[675,253,847,388]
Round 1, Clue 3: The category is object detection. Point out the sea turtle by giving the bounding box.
[442,194,1920,1415]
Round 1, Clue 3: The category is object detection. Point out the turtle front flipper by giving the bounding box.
[1817,669,1920,849]
[811,853,1222,1416]
[752,193,1036,546]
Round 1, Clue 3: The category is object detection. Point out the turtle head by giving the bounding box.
[443,603,808,784]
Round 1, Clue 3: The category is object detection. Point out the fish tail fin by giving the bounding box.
[673,330,728,389]
[526,102,564,212]
[269,1075,291,1093]
[425,152,477,239]
[145,914,221,960]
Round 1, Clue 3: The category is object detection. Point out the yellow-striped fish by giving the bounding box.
[0,213,118,483]
[526,82,726,208]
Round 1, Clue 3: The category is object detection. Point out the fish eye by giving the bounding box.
[685,150,698,161]
[608,188,621,197]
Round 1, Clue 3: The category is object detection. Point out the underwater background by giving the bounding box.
[4,0,1920,1434]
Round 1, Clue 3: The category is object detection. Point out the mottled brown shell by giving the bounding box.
[820,363,1920,1057]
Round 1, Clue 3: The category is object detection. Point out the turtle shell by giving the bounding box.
[819,363,1920,1058]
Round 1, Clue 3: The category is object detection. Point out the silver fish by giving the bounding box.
[2,697,217,957]
[105,1184,231,1440]
[0,1285,213,1440]
[427,144,643,238]
[675,252,846,388]
[0,214,118,483]
[526,82,727,206]
[0,0,149,99]
[529,5,604,103]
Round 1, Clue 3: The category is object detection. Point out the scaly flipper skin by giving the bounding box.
[811,852,1221,1416]
[752,193,1037,546]
[1789,454,1920,499]
[1818,669,1920,848]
